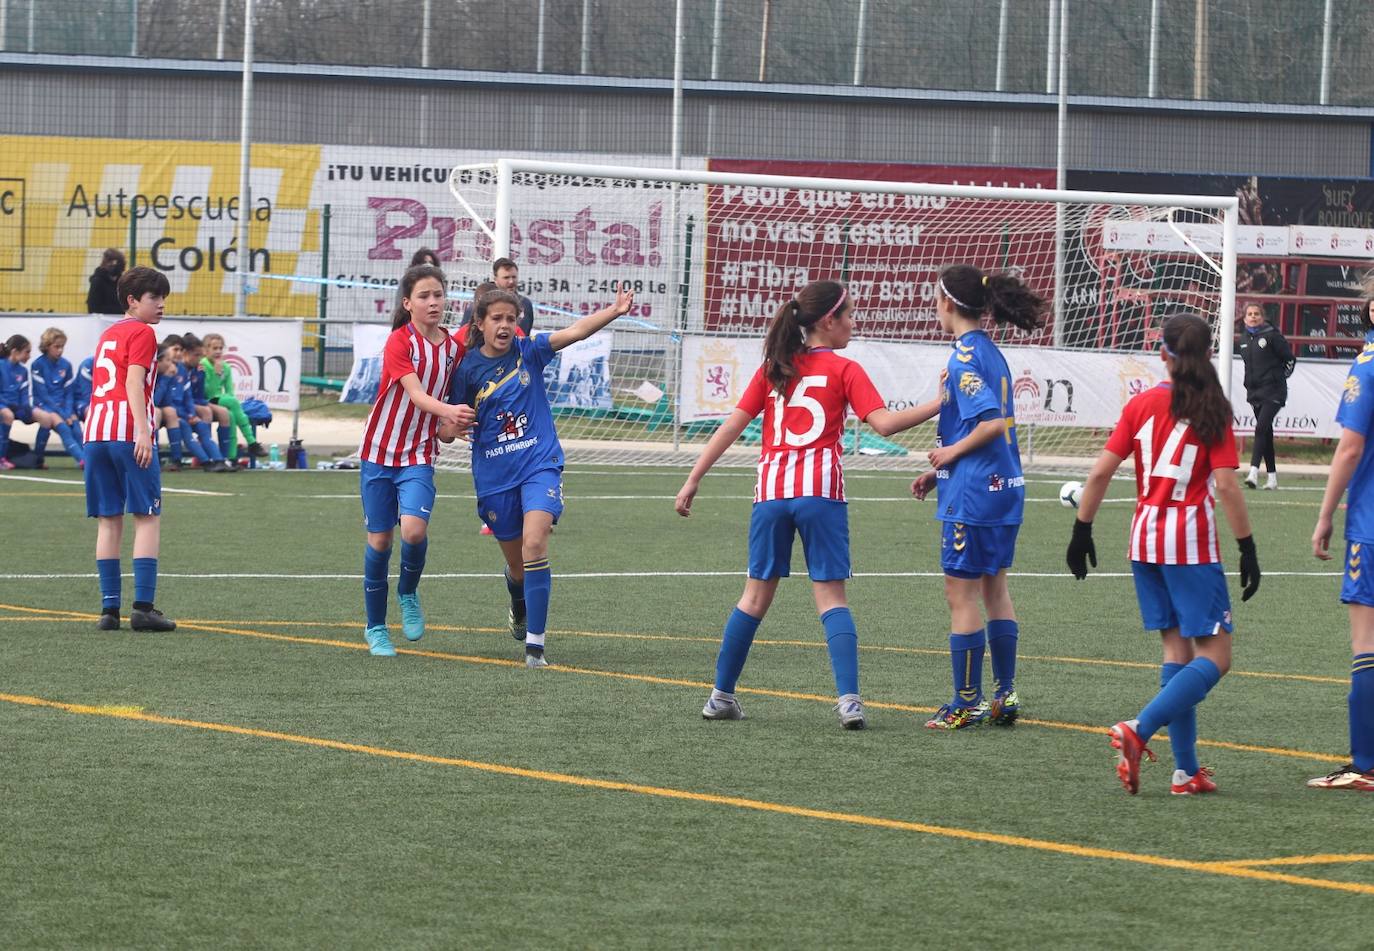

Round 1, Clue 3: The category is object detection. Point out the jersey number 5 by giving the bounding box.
[772,375,827,447]
[92,339,119,398]
[1135,417,1197,501]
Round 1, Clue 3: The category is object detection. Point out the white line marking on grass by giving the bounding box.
[0,473,231,496]
[1,569,1345,581]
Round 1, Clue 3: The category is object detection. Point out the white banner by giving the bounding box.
[340,323,390,405]
[0,313,303,410]
[678,334,1352,439]
[1289,225,1374,259]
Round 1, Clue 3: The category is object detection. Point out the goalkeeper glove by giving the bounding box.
[1067,519,1097,581]
[1237,535,1261,602]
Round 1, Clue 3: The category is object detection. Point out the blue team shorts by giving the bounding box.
[1340,541,1374,608]
[477,468,564,542]
[747,496,850,582]
[360,461,436,532]
[1131,561,1234,637]
[5,403,34,424]
[84,441,162,517]
[940,521,1019,579]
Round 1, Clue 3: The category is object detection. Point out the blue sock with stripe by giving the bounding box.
[397,537,427,596]
[1137,656,1221,746]
[950,629,986,707]
[523,559,551,647]
[131,557,157,608]
[821,606,859,697]
[714,607,762,692]
[55,422,83,463]
[1351,654,1374,772]
[987,618,1019,697]
[96,558,121,610]
[363,545,390,627]
[1159,662,1199,775]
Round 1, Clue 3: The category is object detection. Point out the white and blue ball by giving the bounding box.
[1058,480,1084,509]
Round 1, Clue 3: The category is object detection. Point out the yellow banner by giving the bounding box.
[0,135,322,317]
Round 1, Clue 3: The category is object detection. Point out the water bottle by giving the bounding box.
[269,443,280,468]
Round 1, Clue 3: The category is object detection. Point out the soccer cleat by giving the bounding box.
[834,694,866,730]
[1108,720,1157,794]
[97,611,120,631]
[702,692,745,720]
[0,458,15,470]
[1264,474,1278,490]
[479,522,494,536]
[1307,763,1374,790]
[508,605,527,642]
[398,592,425,641]
[525,647,548,668]
[925,701,991,730]
[989,690,1020,726]
[246,441,268,459]
[1170,766,1218,795]
[1243,467,1259,489]
[364,624,397,657]
[129,607,176,632]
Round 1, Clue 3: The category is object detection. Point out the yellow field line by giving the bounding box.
[0,687,1368,898]
[1217,854,1374,869]
[0,602,1346,765]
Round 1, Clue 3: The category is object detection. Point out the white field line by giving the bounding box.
[0,473,231,496]
[0,569,1343,581]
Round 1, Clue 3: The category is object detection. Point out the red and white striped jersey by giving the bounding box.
[358,323,466,467]
[736,349,885,503]
[83,318,157,443]
[1104,383,1239,565]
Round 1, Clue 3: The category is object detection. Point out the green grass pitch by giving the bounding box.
[1,462,1369,949]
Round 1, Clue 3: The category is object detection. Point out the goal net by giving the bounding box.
[439,159,1237,470]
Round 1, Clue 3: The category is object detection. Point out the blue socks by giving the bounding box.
[523,559,551,646]
[1159,662,1199,775]
[1136,656,1221,746]
[714,607,762,692]
[1351,654,1374,771]
[363,545,391,627]
[987,618,1018,698]
[178,422,208,463]
[821,607,859,697]
[0,421,10,459]
[950,629,986,706]
[33,426,50,461]
[165,424,183,463]
[193,421,224,461]
[397,538,428,596]
[97,558,121,610]
[131,557,157,608]
[55,422,83,463]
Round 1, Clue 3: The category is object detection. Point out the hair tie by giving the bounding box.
[817,287,848,322]
[937,277,975,312]
[1162,342,1177,359]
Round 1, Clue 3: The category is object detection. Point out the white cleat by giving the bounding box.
[701,691,744,720]
[834,694,867,730]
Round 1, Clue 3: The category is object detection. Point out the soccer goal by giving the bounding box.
[441,159,1238,470]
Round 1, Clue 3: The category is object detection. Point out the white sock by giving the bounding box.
[525,631,546,649]
[711,688,735,701]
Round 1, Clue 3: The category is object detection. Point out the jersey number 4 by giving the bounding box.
[772,375,827,446]
[1135,417,1197,501]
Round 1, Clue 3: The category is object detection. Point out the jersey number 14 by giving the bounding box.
[1135,416,1197,502]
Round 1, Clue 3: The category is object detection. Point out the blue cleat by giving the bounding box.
[364,624,397,657]
[398,592,425,642]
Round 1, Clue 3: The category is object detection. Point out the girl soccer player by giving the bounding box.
[1,335,67,470]
[444,284,634,668]
[29,328,85,468]
[909,264,1046,730]
[358,264,474,657]
[674,279,931,729]
[201,333,267,463]
[1067,312,1261,796]
[1309,294,1374,790]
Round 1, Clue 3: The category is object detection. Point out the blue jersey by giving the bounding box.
[152,372,176,409]
[29,353,75,415]
[449,334,562,495]
[0,359,32,410]
[933,329,1024,526]
[172,365,197,418]
[185,362,208,404]
[74,357,93,413]
[1336,330,1374,544]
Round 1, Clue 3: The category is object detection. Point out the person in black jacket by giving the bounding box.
[1238,303,1295,489]
[85,248,126,314]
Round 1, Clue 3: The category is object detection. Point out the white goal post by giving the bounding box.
[439,158,1238,469]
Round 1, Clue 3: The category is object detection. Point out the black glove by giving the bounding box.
[1237,535,1261,602]
[1067,519,1097,580]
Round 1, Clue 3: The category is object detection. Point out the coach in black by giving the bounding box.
[1238,302,1295,490]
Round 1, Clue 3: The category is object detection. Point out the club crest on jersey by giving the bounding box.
[486,510,498,523]
[496,410,528,443]
[1257,338,1267,349]
[519,369,531,387]
[988,473,1004,492]
[1345,375,1361,403]
[958,372,984,397]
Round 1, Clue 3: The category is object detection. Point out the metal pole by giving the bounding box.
[1,0,8,53]
[1218,202,1238,400]
[580,0,591,75]
[130,0,137,55]
[234,0,254,318]
[759,0,770,83]
[216,0,227,59]
[1193,0,1207,100]
[536,0,546,72]
[1052,0,1067,345]
[1147,0,1160,97]
[421,0,431,68]
[317,204,330,376]
[1319,0,1334,105]
[710,0,723,79]
[672,0,684,169]
[995,0,1008,91]
[26,0,33,52]
[493,160,513,260]
[852,0,868,86]
[1045,0,1058,94]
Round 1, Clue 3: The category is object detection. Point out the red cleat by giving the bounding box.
[479,522,494,536]
[1170,766,1217,796]
[1109,721,1156,795]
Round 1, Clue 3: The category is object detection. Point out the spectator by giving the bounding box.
[86,249,127,315]
[1238,303,1295,490]
[492,258,536,335]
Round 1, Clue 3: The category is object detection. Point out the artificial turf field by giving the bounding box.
[1,461,1370,949]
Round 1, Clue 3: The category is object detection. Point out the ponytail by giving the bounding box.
[0,334,29,359]
[762,280,847,393]
[1162,312,1229,445]
[391,264,447,331]
[938,264,1047,333]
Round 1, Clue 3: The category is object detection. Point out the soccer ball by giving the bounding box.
[1059,480,1084,509]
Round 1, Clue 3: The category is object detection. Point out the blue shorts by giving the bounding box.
[5,403,34,424]
[1131,561,1233,637]
[1341,541,1374,607]
[477,468,564,542]
[747,497,850,581]
[84,441,161,517]
[360,461,436,532]
[940,521,1019,579]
